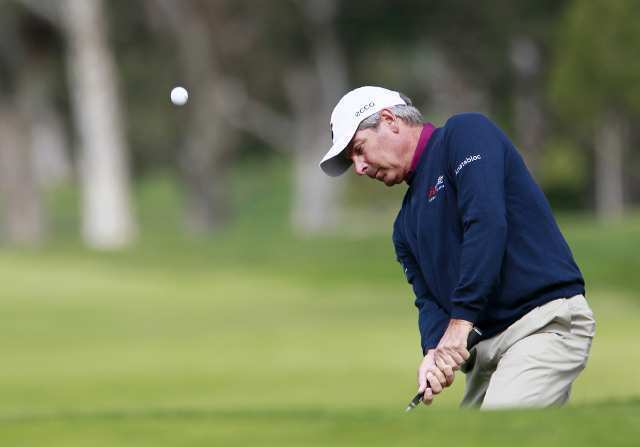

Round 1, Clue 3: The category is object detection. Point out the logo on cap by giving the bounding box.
[355,101,375,118]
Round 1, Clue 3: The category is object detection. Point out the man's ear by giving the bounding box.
[379,108,399,133]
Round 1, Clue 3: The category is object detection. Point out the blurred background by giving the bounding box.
[0,0,638,446]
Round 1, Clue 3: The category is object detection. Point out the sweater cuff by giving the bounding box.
[450,306,479,325]
[421,336,442,355]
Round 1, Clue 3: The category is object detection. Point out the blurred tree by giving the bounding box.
[339,0,567,178]
[550,0,640,219]
[6,0,619,244]
[14,8,71,190]
[0,3,53,245]
[506,0,570,175]
[340,0,498,118]
[152,0,240,234]
[0,95,45,245]
[219,0,348,234]
[432,0,569,175]
[509,35,545,173]
[285,0,348,233]
[20,0,138,246]
[61,0,137,247]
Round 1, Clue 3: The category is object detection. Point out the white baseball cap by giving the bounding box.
[319,86,407,177]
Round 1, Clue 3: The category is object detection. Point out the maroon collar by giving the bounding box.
[406,123,435,182]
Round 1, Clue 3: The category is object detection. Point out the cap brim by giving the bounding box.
[319,137,353,177]
[320,152,352,177]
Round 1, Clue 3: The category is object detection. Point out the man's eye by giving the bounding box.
[355,146,363,155]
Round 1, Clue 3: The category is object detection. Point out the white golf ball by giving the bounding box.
[170,86,189,106]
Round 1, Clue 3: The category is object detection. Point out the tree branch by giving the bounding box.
[217,78,294,153]
[152,0,294,152]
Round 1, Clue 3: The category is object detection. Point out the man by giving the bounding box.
[319,86,595,409]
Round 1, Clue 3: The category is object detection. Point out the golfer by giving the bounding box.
[319,86,595,409]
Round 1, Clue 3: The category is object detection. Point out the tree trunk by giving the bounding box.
[179,83,232,233]
[18,46,72,189]
[287,71,343,234]
[175,5,233,234]
[154,0,234,234]
[29,90,72,189]
[292,131,341,233]
[421,44,490,121]
[0,99,45,245]
[61,0,136,248]
[510,36,546,175]
[513,92,545,173]
[594,111,626,220]
[288,0,348,234]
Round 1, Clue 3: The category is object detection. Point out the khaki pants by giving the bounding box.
[461,294,595,409]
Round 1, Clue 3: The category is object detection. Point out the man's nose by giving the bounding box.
[353,158,368,176]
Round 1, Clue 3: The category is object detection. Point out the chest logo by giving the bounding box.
[427,175,445,202]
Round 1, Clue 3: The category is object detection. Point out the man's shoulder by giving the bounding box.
[441,113,508,160]
[443,112,496,133]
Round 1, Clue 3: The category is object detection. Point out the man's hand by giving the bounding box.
[434,319,473,386]
[417,349,448,405]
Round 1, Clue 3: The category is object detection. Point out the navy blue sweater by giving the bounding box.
[393,113,585,354]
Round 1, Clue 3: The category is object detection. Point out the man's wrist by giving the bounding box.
[449,318,473,328]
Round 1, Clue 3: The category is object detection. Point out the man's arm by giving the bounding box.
[393,222,450,403]
[447,113,508,322]
[393,222,450,354]
[434,113,508,373]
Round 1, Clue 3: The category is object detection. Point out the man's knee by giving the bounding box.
[479,332,589,409]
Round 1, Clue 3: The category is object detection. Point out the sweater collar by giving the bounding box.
[406,122,435,184]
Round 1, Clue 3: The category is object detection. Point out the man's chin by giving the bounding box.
[383,174,400,187]
[372,170,400,186]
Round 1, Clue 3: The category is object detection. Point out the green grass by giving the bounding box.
[3,402,639,447]
[1,170,639,446]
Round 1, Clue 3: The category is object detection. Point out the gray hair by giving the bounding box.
[357,92,423,130]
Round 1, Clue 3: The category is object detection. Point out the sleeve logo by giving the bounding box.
[455,154,482,176]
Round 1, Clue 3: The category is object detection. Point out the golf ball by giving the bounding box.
[170,86,189,106]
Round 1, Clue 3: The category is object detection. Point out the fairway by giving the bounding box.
[1,209,639,446]
[3,403,639,446]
